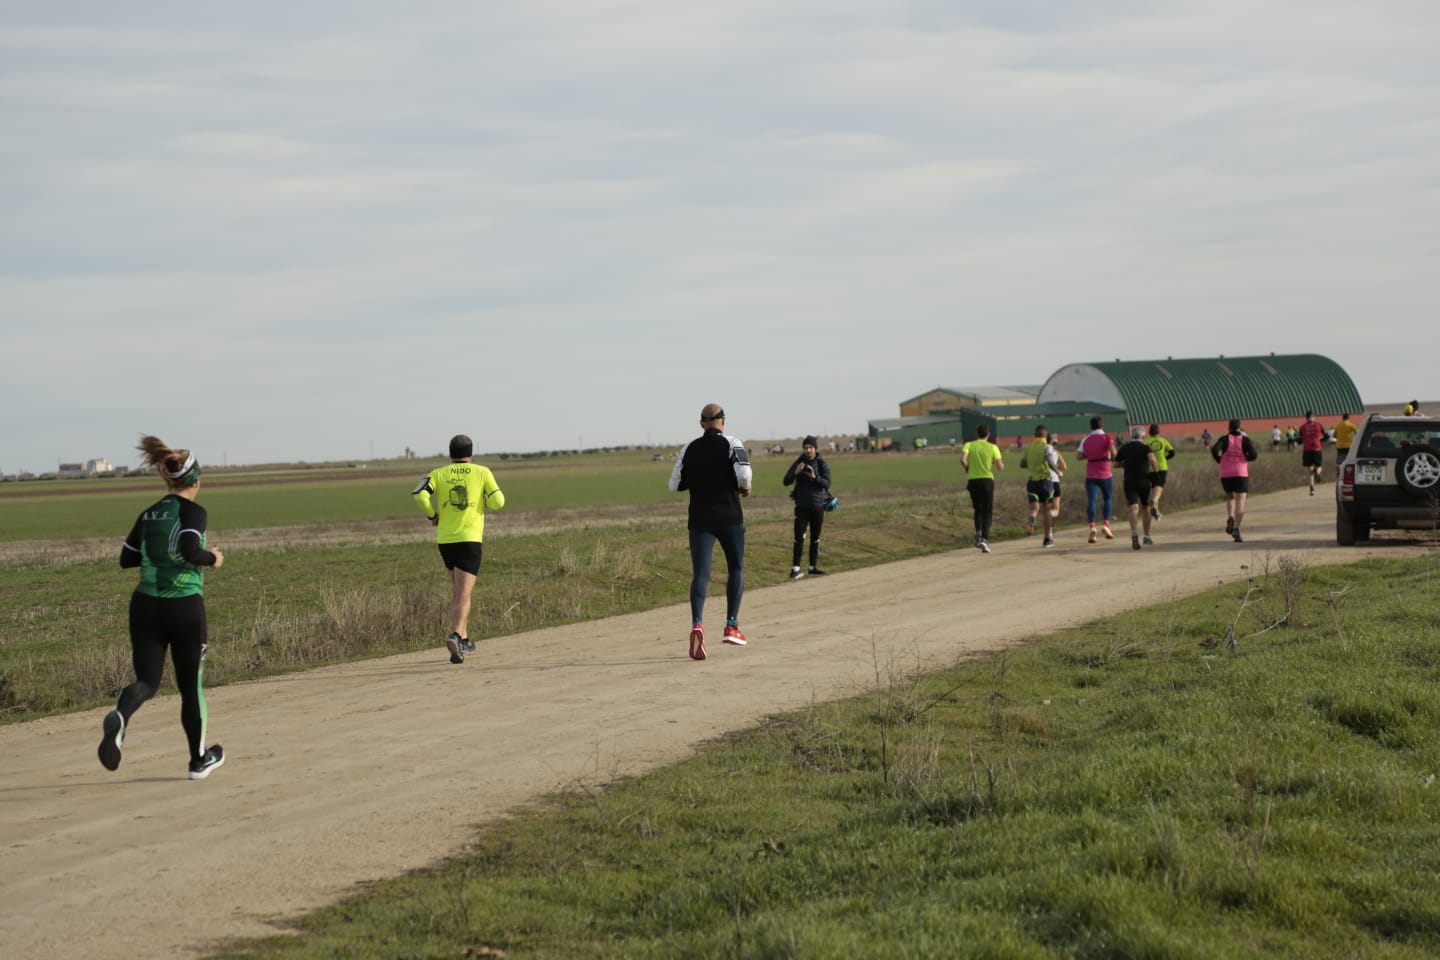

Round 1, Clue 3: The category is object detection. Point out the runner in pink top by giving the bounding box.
[1298,411,1326,496]
[1076,417,1116,542]
[1210,418,1258,542]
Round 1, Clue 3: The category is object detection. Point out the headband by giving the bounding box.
[165,453,203,487]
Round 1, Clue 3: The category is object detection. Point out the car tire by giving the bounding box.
[1396,445,1440,498]
[1336,507,1358,545]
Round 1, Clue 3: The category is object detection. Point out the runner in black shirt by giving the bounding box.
[1115,427,1159,550]
[668,404,752,660]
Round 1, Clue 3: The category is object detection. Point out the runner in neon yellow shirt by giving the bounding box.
[1144,423,1177,519]
[960,424,1004,553]
[412,434,505,663]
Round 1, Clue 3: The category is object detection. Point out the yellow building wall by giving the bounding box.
[900,390,976,417]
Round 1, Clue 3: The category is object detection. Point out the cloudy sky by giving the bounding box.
[3,1,1436,472]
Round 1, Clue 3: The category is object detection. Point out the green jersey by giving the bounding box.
[1021,438,1054,481]
[413,461,506,544]
[1146,435,1176,471]
[122,494,212,598]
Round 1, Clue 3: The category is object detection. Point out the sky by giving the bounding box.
[3,1,1437,473]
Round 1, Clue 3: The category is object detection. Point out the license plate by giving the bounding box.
[1357,463,1386,484]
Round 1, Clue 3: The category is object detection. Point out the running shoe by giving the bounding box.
[446,633,464,664]
[1150,505,1162,520]
[808,567,827,576]
[689,625,707,660]
[979,540,992,554]
[98,709,125,772]
[1142,536,1153,546]
[1102,523,1115,540]
[722,625,748,646]
[1042,537,1055,548]
[188,744,225,780]
[1024,520,1034,535]
[1088,527,1098,544]
[1309,488,1315,496]
[1132,535,1141,550]
[1232,529,1243,543]
[1225,516,1235,534]
[459,637,476,654]
[789,568,804,580]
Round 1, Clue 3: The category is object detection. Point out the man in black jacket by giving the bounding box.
[783,435,832,579]
[668,403,753,660]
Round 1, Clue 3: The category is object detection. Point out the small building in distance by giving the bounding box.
[58,458,117,478]
[898,385,1040,417]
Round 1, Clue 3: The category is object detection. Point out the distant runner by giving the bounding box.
[1077,417,1117,544]
[1145,423,1177,519]
[1333,412,1356,467]
[1298,411,1326,496]
[1116,427,1159,549]
[1211,419,1259,543]
[961,424,1004,553]
[1020,425,1059,548]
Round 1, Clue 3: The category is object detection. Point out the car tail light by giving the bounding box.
[1340,463,1355,500]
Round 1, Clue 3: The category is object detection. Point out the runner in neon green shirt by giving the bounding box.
[960,424,1004,552]
[1144,423,1177,519]
[412,434,505,663]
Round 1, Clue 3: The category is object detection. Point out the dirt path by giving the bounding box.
[0,490,1427,958]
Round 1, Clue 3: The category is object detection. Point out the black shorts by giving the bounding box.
[1051,481,1062,500]
[1302,450,1323,468]
[1148,470,1168,488]
[1025,478,1055,503]
[1220,476,1249,495]
[1123,477,1152,506]
[438,541,483,575]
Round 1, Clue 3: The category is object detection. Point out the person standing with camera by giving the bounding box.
[783,435,833,580]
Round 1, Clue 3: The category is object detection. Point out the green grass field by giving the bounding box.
[0,449,1312,722]
[0,450,962,541]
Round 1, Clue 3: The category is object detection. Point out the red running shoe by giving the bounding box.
[689,625,707,660]
[723,625,747,646]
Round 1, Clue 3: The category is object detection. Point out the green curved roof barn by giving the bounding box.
[1038,354,1363,424]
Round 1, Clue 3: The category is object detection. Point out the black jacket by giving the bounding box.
[783,454,832,509]
[669,429,751,529]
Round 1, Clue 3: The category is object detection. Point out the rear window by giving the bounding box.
[1357,421,1440,457]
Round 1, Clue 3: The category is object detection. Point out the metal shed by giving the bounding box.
[1038,354,1363,424]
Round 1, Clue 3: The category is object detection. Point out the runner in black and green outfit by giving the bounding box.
[99,435,226,780]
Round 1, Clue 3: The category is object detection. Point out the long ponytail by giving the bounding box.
[137,435,202,488]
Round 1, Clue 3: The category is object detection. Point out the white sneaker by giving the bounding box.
[979,540,992,554]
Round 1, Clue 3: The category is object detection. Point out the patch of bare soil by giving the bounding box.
[0,489,1429,958]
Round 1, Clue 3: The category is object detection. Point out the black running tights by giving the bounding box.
[967,478,996,540]
[119,592,209,764]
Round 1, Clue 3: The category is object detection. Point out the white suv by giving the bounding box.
[1335,414,1440,544]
